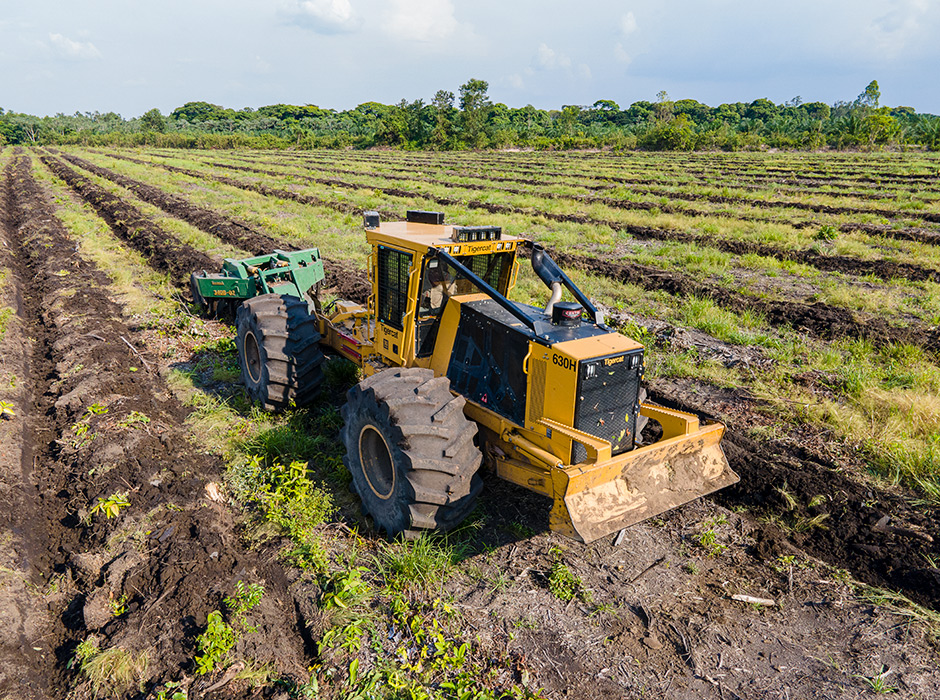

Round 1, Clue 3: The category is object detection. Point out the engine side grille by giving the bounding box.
[528,358,547,426]
[572,350,643,463]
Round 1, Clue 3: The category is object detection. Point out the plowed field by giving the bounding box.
[1,147,939,700]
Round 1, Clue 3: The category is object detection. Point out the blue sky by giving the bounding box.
[1,0,938,118]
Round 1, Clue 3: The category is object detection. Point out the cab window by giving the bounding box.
[376,245,412,330]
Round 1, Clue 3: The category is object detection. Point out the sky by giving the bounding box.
[1,0,938,118]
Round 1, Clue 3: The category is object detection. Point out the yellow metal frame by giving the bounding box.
[310,217,737,542]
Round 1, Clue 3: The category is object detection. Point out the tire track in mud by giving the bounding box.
[1,153,311,696]
[38,153,215,284]
[649,381,940,609]
[64,152,371,303]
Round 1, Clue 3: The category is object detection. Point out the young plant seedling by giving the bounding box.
[90,493,130,520]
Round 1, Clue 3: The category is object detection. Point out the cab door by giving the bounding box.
[374,244,418,366]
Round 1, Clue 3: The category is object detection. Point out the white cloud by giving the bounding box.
[384,0,459,42]
[253,55,273,75]
[621,12,637,35]
[577,63,592,81]
[868,0,930,56]
[48,33,101,60]
[507,73,525,90]
[536,43,571,70]
[614,42,631,65]
[281,0,361,34]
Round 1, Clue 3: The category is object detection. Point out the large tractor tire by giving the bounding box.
[341,368,483,537]
[235,294,325,410]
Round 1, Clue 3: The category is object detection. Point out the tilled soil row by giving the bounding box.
[0,154,52,698]
[204,155,940,277]
[523,244,940,354]
[38,153,215,284]
[276,152,940,244]
[276,149,940,198]
[140,149,940,244]
[208,155,834,231]
[269,149,934,205]
[73,152,372,304]
[0,153,311,697]
[54,151,280,255]
[102,153,940,353]
[838,221,940,245]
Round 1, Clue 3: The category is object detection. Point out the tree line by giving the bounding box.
[2,79,938,152]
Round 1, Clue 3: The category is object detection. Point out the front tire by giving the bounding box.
[341,368,483,537]
[235,294,325,410]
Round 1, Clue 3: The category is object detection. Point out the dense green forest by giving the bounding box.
[2,79,938,151]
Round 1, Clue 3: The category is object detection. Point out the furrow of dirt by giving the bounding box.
[139,149,940,246]
[262,149,936,206]
[267,152,940,243]
[278,149,940,197]
[55,151,281,255]
[75,152,371,304]
[212,153,940,233]
[0,152,312,698]
[185,155,940,283]
[524,244,940,355]
[38,153,215,284]
[195,156,940,282]
[0,154,54,699]
[96,153,940,353]
[839,221,940,245]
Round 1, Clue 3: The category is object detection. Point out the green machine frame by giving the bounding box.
[192,249,325,308]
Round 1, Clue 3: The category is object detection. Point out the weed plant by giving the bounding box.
[70,636,149,698]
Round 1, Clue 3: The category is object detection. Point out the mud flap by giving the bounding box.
[549,421,737,543]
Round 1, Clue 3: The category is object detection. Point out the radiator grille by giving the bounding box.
[572,350,643,463]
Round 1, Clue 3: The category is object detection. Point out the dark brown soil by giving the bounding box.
[649,380,940,609]
[0,153,311,699]
[76,152,371,303]
[39,153,216,284]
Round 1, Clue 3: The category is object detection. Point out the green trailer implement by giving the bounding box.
[190,248,325,316]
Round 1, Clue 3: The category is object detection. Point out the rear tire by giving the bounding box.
[235,294,325,410]
[341,368,483,537]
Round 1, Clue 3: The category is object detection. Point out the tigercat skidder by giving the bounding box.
[192,210,738,543]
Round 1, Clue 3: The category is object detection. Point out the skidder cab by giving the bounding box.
[198,209,738,542]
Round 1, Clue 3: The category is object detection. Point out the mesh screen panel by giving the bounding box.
[572,351,643,463]
[377,246,411,330]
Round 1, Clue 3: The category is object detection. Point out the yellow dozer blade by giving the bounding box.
[546,404,738,543]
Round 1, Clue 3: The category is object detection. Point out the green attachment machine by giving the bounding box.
[190,249,325,316]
